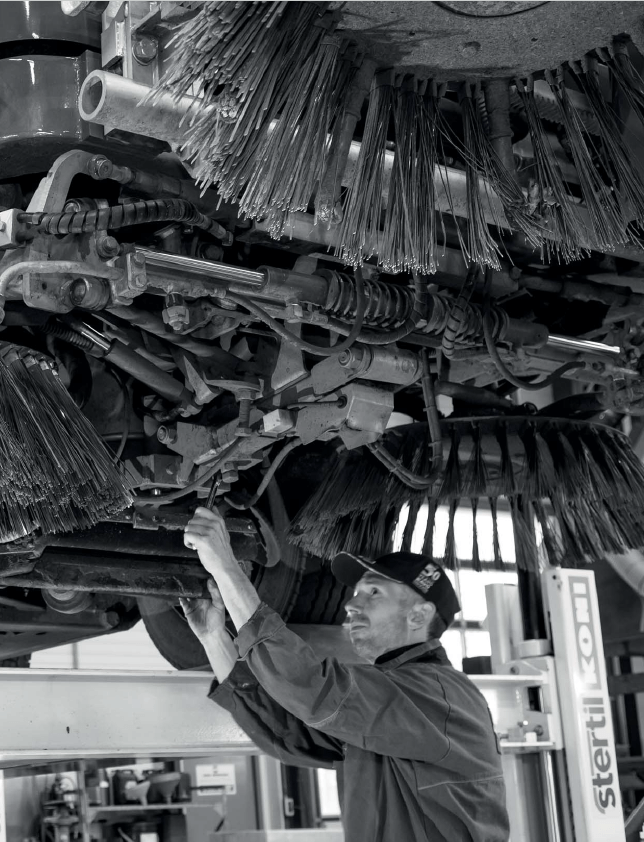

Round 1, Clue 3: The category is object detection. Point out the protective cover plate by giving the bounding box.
[335,1,644,78]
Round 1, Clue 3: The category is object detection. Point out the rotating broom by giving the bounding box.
[151,3,644,270]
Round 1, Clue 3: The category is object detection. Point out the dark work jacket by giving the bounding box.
[209,602,510,842]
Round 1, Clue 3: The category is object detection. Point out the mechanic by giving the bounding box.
[182,507,510,842]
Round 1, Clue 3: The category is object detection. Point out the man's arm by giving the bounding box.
[183,509,457,765]
[211,661,345,770]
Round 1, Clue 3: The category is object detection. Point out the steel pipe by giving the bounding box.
[78,70,211,147]
[546,334,621,357]
[137,248,265,289]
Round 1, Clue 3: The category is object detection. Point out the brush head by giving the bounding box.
[289,415,644,570]
[0,343,133,544]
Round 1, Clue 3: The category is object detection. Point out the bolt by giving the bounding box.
[235,390,253,437]
[509,666,519,674]
[89,155,112,180]
[96,234,120,259]
[70,277,88,306]
[132,34,158,65]
[150,487,162,496]
[163,293,190,331]
[133,273,147,290]
[0,222,7,234]
[533,725,544,736]
[157,425,177,445]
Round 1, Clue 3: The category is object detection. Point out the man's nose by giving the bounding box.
[345,596,363,616]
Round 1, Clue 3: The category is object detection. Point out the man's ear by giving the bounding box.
[408,600,436,630]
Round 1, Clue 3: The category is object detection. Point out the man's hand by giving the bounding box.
[184,506,261,632]
[179,578,226,641]
[184,507,236,575]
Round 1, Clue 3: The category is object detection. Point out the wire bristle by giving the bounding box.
[572,55,644,237]
[337,70,394,266]
[153,2,337,207]
[545,66,630,251]
[514,76,588,262]
[238,34,358,237]
[0,345,132,543]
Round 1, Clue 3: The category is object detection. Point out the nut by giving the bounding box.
[132,34,158,65]
[157,425,177,445]
[163,304,190,331]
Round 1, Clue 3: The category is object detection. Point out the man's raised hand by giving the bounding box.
[184,506,236,575]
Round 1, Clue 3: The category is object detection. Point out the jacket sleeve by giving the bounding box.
[209,660,345,770]
[234,603,452,763]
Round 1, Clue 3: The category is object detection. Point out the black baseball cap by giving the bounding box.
[331,551,461,627]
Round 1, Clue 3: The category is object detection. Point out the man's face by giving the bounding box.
[343,572,421,662]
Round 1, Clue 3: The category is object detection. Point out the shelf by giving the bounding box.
[87,803,219,824]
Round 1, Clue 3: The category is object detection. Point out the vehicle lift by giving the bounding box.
[0,566,635,842]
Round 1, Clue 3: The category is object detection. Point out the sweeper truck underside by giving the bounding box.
[1,1,644,666]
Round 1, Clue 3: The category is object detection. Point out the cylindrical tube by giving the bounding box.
[104,340,192,404]
[78,70,210,147]
[539,752,564,842]
[338,345,420,386]
[137,248,265,288]
[546,334,621,357]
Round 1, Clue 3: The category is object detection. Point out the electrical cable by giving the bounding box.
[106,368,131,462]
[225,439,300,510]
[135,439,242,504]
[223,266,367,357]
[482,309,584,391]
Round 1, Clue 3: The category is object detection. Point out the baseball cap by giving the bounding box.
[331,550,461,627]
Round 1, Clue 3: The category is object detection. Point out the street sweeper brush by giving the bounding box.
[151,2,644,271]
[288,416,644,571]
[0,343,133,544]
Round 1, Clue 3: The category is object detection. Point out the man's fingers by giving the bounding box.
[194,507,225,523]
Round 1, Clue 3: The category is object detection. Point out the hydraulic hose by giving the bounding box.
[224,267,367,358]
[19,199,228,240]
[367,347,444,491]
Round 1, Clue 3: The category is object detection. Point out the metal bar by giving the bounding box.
[0,664,556,764]
[137,248,265,289]
[539,751,563,842]
[546,335,622,357]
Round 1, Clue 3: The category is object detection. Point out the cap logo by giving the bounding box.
[412,562,441,594]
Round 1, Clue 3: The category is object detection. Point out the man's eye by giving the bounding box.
[370,588,379,595]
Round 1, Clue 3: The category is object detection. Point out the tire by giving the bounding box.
[0,655,31,668]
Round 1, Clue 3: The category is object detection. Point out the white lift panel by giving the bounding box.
[0,668,254,764]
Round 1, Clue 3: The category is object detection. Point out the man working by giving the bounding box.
[182,507,510,842]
